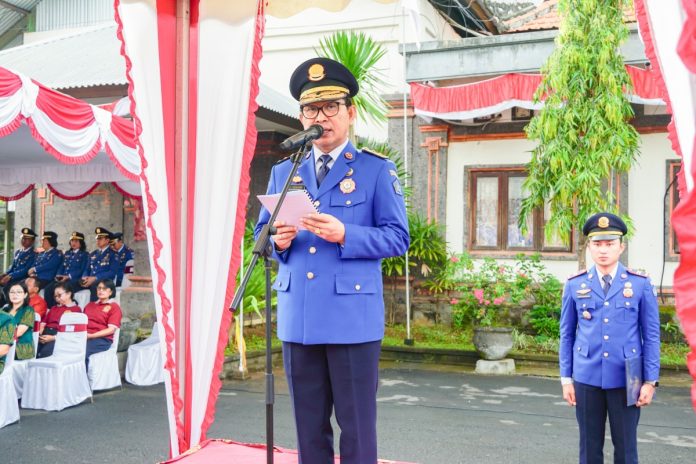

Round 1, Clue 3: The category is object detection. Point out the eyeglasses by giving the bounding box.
[54,292,66,298]
[300,101,346,119]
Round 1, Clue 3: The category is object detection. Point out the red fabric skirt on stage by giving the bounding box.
[160,439,415,464]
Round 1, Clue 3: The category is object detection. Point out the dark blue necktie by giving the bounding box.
[602,274,612,296]
[316,154,331,186]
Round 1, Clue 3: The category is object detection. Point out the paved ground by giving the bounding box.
[2,363,695,463]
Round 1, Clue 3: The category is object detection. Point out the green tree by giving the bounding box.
[316,30,388,125]
[519,0,639,269]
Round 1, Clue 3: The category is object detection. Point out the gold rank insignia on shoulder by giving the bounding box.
[340,178,356,194]
[360,147,388,159]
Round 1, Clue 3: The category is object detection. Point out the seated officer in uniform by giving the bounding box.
[255,57,409,464]
[0,228,37,296]
[109,232,134,287]
[81,227,118,302]
[27,231,63,289]
[44,231,88,309]
[560,212,660,464]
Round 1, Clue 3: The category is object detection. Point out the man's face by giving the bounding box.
[25,278,38,295]
[588,239,625,269]
[299,99,355,154]
[21,237,33,249]
[96,236,109,248]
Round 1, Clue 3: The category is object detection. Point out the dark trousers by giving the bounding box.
[88,281,100,302]
[575,381,641,464]
[85,338,112,369]
[282,340,381,464]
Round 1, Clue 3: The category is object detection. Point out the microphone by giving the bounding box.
[279,124,324,151]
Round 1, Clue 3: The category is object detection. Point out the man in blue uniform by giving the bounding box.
[559,212,660,464]
[81,227,118,302]
[28,231,63,289]
[44,231,89,309]
[256,57,409,464]
[0,227,37,290]
[110,232,134,287]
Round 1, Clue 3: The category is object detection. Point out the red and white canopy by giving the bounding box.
[0,66,140,200]
[410,65,665,121]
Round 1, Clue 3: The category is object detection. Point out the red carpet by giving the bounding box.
[161,439,415,463]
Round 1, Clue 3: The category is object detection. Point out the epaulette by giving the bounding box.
[360,147,388,160]
[627,268,649,278]
[567,269,587,280]
[274,155,292,165]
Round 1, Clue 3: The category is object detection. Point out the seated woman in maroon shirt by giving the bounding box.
[37,281,81,358]
[83,278,122,369]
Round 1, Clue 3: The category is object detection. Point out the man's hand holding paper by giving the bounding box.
[302,213,345,245]
[273,221,297,251]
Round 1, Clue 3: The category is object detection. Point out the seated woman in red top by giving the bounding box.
[37,281,81,358]
[83,278,122,368]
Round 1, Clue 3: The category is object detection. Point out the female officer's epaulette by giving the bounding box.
[360,147,388,160]
[274,155,292,165]
[567,269,587,280]
[627,268,649,278]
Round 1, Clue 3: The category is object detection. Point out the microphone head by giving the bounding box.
[310,124,324,137]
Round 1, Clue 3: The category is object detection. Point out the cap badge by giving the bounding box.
[308,63,325,82]
[340,178,356,194]
[598,216,609,228]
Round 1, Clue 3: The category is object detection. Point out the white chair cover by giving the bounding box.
[74,290,90,310]
[125,323,164,386]
[121,258,135,289]
[88,328,122,391]
[21,312,92,411]
[0,344,20,428]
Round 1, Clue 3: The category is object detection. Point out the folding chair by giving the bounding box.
[21,312,92,411]
[0,344,20,428]
[11,312,41,398]
[88,328,122,391]
[126,323,165,386]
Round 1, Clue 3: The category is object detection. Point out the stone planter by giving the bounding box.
[472,326,514,360]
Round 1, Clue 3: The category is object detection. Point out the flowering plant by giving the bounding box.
[425,253,536,327]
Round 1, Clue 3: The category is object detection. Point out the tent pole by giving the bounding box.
[402,7,413,346]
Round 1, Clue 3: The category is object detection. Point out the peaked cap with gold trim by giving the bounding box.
[582,212,627,241]
[289,57,359,105]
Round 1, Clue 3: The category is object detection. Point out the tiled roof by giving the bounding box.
[502,0,636,33]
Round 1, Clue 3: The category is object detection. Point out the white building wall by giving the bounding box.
[445,133,679,285]
[263,0,459,140]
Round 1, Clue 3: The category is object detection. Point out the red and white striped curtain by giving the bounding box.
[634,0,696,410]
[114,0,264,455]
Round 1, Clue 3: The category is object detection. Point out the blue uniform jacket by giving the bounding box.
[83,248,119,281]
[6,248,35,280]
[255,143,409,345]
[57,249,89,283]
[33,248,63,281]
[559,263,660,389]
[113,245,134,286]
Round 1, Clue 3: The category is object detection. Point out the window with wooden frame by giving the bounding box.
[469,168,571,252]
[666,160,681,257]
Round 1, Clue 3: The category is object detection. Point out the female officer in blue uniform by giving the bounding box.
[44,231,88,309]
[0,228,36,293]
[559,212,660,464]
[256,57,409,464]
[81,227,119,302]
[27,231,63,288]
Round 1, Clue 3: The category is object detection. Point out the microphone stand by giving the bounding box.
[230,141,309,464]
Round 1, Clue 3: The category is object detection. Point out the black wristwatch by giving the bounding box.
[644,380,659,387]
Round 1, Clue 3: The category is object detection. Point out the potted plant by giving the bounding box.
[429,255,529,360]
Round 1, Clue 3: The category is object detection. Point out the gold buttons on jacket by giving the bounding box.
[603,335,609,340]
[604,302,609,306]
[604,318,609,323]
[307,272,315,280]
[355,284,361,291]
[309,247,317,254]
[346,200,352,205]
[603,352,609,358]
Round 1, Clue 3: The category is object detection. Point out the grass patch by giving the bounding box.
[224,322,689,369]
